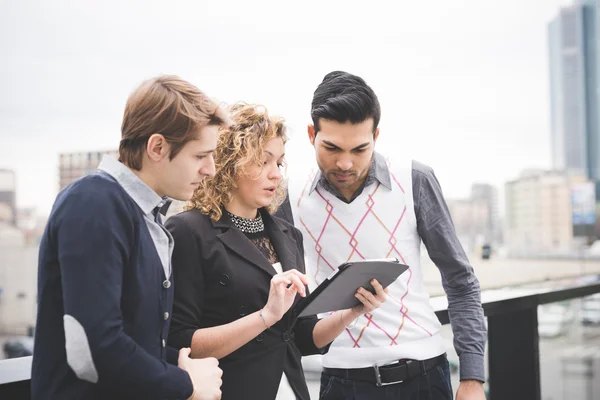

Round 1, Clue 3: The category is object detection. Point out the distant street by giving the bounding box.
[422,254,600,296]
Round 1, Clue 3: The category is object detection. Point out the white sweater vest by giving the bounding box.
[288,157,445,368]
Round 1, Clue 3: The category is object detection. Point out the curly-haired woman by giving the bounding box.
[165,103,387,400]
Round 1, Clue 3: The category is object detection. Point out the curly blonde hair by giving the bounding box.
[187,103,288,221]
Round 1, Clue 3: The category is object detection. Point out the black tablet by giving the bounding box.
[294,258,409,318]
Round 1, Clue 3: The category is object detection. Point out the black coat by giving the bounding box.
[165,208,326,400]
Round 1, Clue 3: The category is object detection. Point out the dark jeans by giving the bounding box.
[319,360,453,400]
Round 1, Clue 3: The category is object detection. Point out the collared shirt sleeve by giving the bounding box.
[412,160,487,382]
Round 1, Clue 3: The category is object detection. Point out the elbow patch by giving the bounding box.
[64,314,99,383]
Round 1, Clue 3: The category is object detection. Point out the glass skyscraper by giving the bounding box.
[548,0,600,197]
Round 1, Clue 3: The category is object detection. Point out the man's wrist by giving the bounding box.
[460,379,484,386]
[458,352,486,382]
[349,308,362,320]
[342,309,360,326]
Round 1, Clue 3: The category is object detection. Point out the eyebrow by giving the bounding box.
[322,141,371,151]
[198,148,216,154]
[264,150,285,159]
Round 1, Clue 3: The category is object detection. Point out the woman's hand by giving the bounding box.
[261,270,308,327]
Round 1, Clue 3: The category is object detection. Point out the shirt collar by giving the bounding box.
[97,155,169,215]
[308,151,392,195]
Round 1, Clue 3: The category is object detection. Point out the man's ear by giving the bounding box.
[146,133,170,162]
[308,125,316,146]
[373,128,380,143]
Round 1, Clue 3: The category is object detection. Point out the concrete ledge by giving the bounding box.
[0,356,32,384]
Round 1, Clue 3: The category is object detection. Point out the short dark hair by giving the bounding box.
[310,71,381,133]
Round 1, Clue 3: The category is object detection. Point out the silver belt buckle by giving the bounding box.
[373,363,404,387]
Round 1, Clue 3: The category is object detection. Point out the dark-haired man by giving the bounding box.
[278,71,486,400]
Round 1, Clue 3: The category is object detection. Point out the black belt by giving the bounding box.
[323,353,447,387]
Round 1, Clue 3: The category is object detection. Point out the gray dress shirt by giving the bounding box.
[98,155,173,279]
[277,152,487,382]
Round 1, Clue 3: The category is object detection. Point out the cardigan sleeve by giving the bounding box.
[55,179,193,399]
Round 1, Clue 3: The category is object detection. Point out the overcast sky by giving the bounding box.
[0,0,571,216]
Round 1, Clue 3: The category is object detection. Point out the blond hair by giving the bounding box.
[119,75,226,170]
[187,103,288,221]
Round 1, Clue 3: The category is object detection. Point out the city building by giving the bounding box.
[447,198,489,254]
[446,183,500,255]
[548,0,600,193]
[0,222,37,335]
[0,169,16,225]
[471,183,502,245]
[16,208,45,245]
[59,150,118,191]
[505,170,592,256]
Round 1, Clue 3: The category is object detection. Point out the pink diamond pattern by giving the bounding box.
[298,162,433,347]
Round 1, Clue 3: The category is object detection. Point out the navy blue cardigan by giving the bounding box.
[31,172,193,399]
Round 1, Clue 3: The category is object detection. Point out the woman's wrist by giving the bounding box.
[260,307,278,328]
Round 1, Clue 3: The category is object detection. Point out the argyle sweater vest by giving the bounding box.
[288,157,445,368]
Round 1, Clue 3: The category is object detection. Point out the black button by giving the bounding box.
[282,331,291,342]
[239,305,249,317]
[255,333,264,342]
[219,274,230,286]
